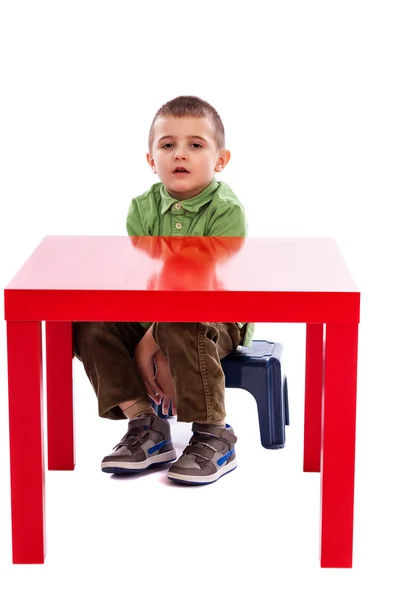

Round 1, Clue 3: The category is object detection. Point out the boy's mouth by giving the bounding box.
[173,167,190,174]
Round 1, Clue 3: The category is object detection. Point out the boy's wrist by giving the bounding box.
[138,324,159,357]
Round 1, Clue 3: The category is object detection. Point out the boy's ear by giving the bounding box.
[215,149,231,172]
[146,152,157,174]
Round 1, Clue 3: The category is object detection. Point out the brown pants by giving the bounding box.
[73,322,245,423]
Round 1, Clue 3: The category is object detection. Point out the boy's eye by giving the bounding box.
[161,143,202,149]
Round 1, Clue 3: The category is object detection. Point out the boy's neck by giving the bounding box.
[164,178,217,201]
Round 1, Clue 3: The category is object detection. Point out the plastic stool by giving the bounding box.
[153,340,289,449]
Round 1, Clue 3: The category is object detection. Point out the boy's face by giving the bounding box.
[146,115,230,200]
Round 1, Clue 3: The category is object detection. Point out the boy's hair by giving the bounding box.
[148,95,225,152]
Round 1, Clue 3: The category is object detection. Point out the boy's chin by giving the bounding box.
[165,180,202,196]
[168,180,191,189]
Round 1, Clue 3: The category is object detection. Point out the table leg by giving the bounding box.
[320,323,358,568]
[7,321,46,564]
[45,322,75,470]
[303,323,324,472]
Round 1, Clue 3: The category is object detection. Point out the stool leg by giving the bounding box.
[152,400,174,419]
[303,323,324,472]
[243,365,285,450]
[152,400,165,418]
[255,387,273,449]
[46,322,75,470]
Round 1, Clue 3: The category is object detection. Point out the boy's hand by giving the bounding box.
[154,351,176,416]
[134,325,164,402]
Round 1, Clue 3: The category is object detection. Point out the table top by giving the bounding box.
[4,236,360,323]
[6,235,358,292]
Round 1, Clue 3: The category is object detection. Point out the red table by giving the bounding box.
[4,235,360,567]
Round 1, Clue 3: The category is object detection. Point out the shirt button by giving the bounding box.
[175,222,182,230]
[174,203,182,209]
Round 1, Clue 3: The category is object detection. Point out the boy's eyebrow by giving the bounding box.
[157,135,208,143]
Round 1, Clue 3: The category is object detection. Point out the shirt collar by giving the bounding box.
[160,178,219,214]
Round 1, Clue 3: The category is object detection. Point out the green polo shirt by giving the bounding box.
[126,178,254,346]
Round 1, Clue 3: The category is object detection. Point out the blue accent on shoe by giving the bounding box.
[147,439,168,455]
[217,448,234,466]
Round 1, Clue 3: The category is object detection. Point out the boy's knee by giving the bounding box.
[153,322,219,350]
[155,322,195,333]
[153,322,197,341]
[152,323,189,352]
[73,321,113,355]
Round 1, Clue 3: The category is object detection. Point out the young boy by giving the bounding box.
[73,95,254,485]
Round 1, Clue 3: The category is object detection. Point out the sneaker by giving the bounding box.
[101,413,176,474]
[167,423,237,485]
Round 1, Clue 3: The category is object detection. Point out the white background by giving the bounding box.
[1,0,399,597]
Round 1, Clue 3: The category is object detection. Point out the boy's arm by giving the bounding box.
[207,201,247,237]
[126,199,148,236]
[203,201,247,262]
[134,324,165,401]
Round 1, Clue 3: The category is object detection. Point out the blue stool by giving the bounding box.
[154,340,289,449]
[221,340,289,449]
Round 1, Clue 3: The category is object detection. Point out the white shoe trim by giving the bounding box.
[101,448,177,471]
[167,458,237,483]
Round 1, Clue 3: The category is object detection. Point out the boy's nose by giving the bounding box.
[174,147,187,159]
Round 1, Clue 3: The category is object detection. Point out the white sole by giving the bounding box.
[101,448,177,472]
[167,458,238,484]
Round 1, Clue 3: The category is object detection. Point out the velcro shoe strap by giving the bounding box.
[192,423,237,444]
[183,443,215,461]
[127,417,152,430]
